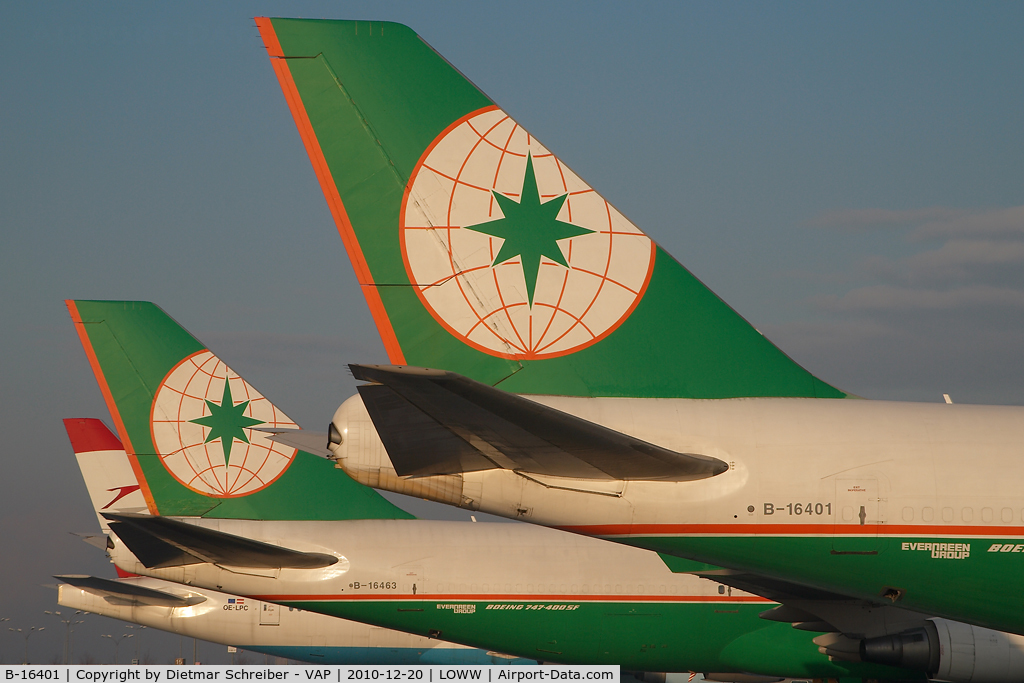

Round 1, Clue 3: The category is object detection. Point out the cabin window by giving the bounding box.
[923,507,934,522]
[962,508,973,522]
[1002,508,1013,523]
[902,507,914,522]
[942,507,953,522]
[983,507,994,522]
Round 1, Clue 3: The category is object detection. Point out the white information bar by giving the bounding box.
[1,667,619,683]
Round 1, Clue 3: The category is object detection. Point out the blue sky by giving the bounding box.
[2,0,1023,663]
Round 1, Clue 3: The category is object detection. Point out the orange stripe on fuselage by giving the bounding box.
[561,522,1024,538]
[65,300,158,515]
[256,19,406,364]
[248,593,771,604]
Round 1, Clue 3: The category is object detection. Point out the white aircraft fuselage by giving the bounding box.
[59,576,527,665]
[330,393,1024,636]
[104,517,912,678]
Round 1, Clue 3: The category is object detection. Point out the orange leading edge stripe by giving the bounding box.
[65,300,159,515]
[254,17,406,364]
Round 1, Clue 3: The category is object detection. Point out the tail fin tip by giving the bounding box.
[63,418,122,453]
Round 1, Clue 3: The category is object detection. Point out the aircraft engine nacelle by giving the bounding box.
[859,618,1024,683]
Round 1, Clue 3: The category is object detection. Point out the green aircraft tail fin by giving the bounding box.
[256,17,847,399]
[66,299,414,521]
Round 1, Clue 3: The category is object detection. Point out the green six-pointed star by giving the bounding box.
[189,378,264,464]
[464,153,594,306]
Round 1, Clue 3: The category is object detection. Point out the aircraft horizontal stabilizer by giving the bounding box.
[71,532,112,550]
[350,364,729,482]
[252,427,332,458]
[104,513,338,570]
[55,574,206,607]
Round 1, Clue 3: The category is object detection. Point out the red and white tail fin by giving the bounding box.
[64,418,147,531]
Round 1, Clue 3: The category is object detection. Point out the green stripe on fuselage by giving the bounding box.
[625,532,1023,636]
[281,598,920,679]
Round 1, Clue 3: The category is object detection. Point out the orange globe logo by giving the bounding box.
[150,351,297,497]
[400,106,656,360]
